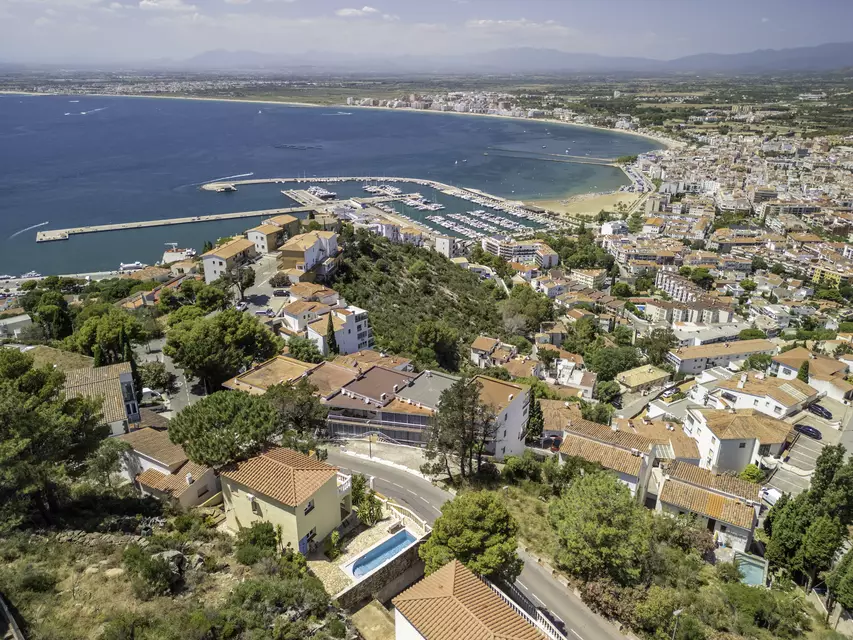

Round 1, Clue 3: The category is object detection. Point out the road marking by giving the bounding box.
[570,630,584,640]
[517,581,530,592]
[406,489,417,495]
[530,592,545,606]
[389,482,404,489]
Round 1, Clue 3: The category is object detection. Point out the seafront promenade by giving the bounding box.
[35,176,526,242]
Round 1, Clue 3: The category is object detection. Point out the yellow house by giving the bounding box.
[221,447,352,554]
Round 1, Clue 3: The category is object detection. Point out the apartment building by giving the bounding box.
[202,238,258,284]
[666,339,777,375]
[264,213,301,238]
[770,347,853,402]
[711,371,818,418]
[682,408,791,472]
[306,305,374,355]
[654,270,705,303]
[278,231,340,284]
[569,268,607,290]
[434,235,457,258]
[245,224,285,255]
[480,236,559,269]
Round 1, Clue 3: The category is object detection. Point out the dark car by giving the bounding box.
[807,404,833,419]
[273,289,288,297]
[794,423,823,440]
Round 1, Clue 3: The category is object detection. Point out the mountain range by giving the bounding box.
[178,41,853,74]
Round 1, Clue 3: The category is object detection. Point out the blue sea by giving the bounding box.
[0,94,658,275]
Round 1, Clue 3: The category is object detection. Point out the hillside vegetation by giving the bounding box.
[331,227,506,366]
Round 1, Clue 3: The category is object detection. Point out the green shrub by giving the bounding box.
[325,531,342,560]
[235,543,271,566]
[327,618,347,638]
[236,522,277,551]
[123,545,178,599]
[15,564,57,593]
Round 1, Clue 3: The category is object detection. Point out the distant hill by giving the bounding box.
[178,41,853,74]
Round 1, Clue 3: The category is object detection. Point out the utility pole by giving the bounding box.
[671,609,683,640]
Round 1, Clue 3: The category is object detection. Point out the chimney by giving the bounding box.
[737,373,747,389]
[380,392,387,401]
[185,472,194,485]
[508,394,514,401]
[611,424,619,432]
[393,384,398,392]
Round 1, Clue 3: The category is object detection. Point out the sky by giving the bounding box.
[2,0,853,64]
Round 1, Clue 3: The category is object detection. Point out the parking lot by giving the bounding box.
[242,254,283,314]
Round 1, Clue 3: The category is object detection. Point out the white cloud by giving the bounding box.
[139,0,196,11]
[225,0,252,4]
[34,16,52,25]
[335,5,379,18]
[761,17,770,23]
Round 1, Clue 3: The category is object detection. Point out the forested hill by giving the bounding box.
[331,228,506,367]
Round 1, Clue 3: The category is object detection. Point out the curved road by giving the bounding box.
[327,449,627,640]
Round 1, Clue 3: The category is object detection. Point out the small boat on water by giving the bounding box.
[119,261,146,273]
[20,271,41,279]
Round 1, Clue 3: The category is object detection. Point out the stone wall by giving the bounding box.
[335,533,430,611]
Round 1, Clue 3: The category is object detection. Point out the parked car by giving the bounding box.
[794,423,822,440]
[721,391,737,402]
[235,301,249,312]
[273,289,288,297]
[807,403,833,419]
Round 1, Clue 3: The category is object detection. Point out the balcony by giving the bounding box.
[337,472,352,496]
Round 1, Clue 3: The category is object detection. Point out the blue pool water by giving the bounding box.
[351,530,417,578]
[735,552,768,586]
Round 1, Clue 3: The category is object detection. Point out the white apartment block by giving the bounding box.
[569,268,606,290]
[202,238,258,284]
[434,235,457,258]
[476,376,530,460]
[306,305,373,356]
[667,339,777,375]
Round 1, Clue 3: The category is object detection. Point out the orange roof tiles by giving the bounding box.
[393,560,545,640]
[559,433,642,477]
[221,447,338,507]
[659,479,755,530]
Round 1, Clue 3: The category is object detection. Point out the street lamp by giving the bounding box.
[671,609,683,640]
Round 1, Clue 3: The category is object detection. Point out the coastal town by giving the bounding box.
[8,34,853,640]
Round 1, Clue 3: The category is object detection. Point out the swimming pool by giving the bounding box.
[348,529,417,579]
[735,551,768,587]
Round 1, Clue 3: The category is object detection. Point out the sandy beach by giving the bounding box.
[530,191,643,217]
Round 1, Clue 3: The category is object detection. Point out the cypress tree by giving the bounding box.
[326,314,339,355]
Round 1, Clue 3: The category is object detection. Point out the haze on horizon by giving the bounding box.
[2,0,852,65]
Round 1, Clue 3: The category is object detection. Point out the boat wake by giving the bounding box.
[9,221,49,239]
[65,106,108,116]
[189,172,254,187]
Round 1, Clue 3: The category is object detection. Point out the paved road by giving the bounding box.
[327,449,627,640]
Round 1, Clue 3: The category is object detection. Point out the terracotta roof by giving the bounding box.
[137,408,171,431]
[137,460,210,499]
[616,365,670,389]
[565,417,654,452]
[474,376,528,412]
[64,362,132,424]
[266,214,298,227]
[222,356,316,394]
[304,362,356,398]
[559,433,643,477]
[307,313,346,336]
[502,358,539,379]
[540,399,584,432]
[393,560,545,640]
[119,427,188,468]
[202,237,255,260]
[669,339,776,361]
[282,300,330,316]
[771,347,847,378]
[659,478,756,530]
[716,373,817,407]
[471,336,500,353]
[666,461,759,502]
[333,349,412,372]
[289,282,339,300]
[247,224,283,235]
[221,447,338,507]
[616,419,699,461]
[696,409,792,444]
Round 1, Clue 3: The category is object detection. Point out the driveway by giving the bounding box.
[135,337,205,415]
[327,448,628,640]
[242,254,281,314]
[784,435,824,472]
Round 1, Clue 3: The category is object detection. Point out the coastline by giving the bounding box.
[0,89,678,150]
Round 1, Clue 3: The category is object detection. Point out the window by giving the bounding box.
[304,499,315,515]
[251,500,262,516]
[306,527,317,541]
[739,442,746,449]
[503,430,507,438]
[720,525,728,533]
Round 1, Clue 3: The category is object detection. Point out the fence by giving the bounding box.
[376,496,432,537]
[477,575,568,640]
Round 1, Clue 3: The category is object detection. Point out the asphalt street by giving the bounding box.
[327,449,627,640]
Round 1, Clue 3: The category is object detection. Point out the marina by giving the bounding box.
[36,176,567,244]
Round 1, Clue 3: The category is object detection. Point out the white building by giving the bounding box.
[710,372,818,418]
[601,220,629,236]
[434,235,457,258]
[245,224,284,255]
[306,305,373,356]
[682,408,791,472]
[666,339,777,375]
[475,376,530,459]
[0,314,33,339]
[202,238,258,284]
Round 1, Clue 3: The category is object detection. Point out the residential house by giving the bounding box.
[306,305,374,355]
[221,447,352,555]
[711,372,818,418]
[666,339,777,375]
[278,231,340,284]
[502,357,542,380]
[770,347,853,402]
[246,224,285,255]
[0,314,33,339]
[616,365,671,393]
[683,408,792,472]
[469,335,517,368]
[202,238,257,284]
[265,214,301,238]
[118,427,218,508]
[476,376,530,460]
[333,349,414,373]
[63,362,140,436]
[655,461,759,552]
[615,417,701,465]
[393,560,548,640]
[222,356,317,394]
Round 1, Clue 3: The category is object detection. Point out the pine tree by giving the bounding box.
[326,314,339,355]
[526,395,544,442]
[798,361,810,382]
